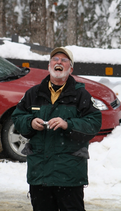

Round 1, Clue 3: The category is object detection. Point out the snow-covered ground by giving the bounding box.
[0,38,121,208]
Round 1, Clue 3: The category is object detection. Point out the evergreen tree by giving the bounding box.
[5,0,30,37]
[106,0,121,48]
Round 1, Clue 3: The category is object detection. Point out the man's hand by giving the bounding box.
[31,118,45,131]
[48,117,68,130]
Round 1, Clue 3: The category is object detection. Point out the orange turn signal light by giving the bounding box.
[22,63,30,68]
[105,67,113,75]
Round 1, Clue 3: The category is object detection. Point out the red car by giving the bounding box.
[0,57,121,162]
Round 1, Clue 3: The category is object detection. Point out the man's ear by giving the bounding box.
[70,67,73,74]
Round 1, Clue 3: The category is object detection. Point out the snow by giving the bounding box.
[85,126,121,202]
[66,45,121,64]
[0,38,121,206]
[1,38,121,64]
[0,40,48,61]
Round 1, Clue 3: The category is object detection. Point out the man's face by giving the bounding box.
[48,53,73,82]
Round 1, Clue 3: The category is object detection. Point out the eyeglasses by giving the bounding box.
[51,57,70,63]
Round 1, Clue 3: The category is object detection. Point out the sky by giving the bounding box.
[0,38,121,209]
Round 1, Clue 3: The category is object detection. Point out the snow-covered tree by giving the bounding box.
[46,0,55,48]
[1,0,121,49]
[67,0,78,45]
[106,0,121,48]
[5,0,30,37]
[30,0,46,45]
[54,1,68,46]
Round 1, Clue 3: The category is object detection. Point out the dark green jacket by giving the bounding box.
[12,75,102,186]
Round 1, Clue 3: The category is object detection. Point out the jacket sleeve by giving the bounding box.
[66,88,102,142]
[11,90,36,138]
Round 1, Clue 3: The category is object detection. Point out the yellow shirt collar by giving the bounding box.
[48,81,66,104]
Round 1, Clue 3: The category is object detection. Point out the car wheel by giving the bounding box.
[1,117,29,162]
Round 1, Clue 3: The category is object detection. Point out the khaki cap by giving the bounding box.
[50,47,74,67]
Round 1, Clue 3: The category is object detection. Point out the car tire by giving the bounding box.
[1,117,28,162]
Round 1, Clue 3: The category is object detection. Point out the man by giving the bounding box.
[12,47,102,211]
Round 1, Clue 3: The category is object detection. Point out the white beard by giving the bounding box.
[48,65,71,80]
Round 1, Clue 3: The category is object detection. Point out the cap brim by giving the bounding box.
[50,47,74,67]
[50,48,69,59]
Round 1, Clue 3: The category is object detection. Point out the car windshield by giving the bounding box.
[0,57,24,81]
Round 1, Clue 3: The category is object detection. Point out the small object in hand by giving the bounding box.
[41,121,50,129]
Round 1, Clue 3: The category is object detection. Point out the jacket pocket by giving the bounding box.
[21,143,33,155]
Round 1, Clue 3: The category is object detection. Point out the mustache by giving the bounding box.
[54,64,64,71]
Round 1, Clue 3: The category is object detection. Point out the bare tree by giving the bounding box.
[46,0,55,48]
[67,0,78,45]
[77,0,84,46]
[0,0,120,49]
[0,0,5,37]
[30,0,46,45]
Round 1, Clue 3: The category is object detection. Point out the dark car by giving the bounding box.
[0,57,121,162]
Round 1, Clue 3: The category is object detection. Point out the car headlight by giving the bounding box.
[92,98,108,110]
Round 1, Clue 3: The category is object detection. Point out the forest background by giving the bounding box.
[0,0,121,49]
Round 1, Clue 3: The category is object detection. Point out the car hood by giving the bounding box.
[2,67,117,105]
[73,75,117,104]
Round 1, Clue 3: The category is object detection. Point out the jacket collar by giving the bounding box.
[37,74,83,101]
